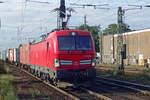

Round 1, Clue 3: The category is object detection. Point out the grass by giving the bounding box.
[0,60,11,74]
[96,68,150,85]
[0,75,18,100]
[0,60,18,100]
[30,85,51,100]
[25,81,32,85]
[0,60,50,100]
[31,86,41,98]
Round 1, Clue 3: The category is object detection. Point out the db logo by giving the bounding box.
[73,61,79,65]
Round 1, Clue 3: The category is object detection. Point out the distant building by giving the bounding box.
[102,29,150,66]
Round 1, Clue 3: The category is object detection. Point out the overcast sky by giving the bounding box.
[0,0,150,50]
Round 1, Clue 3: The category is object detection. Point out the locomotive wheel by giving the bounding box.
[53,78,59,87]
[40,72,43,80]
[40,73,45,80]
[31,69,33,74]
[31,69,34,74]
[28,67,31,73]
[43,73,46,80]
[34,71,37,76]
[45,74,49,82]
[29,68,32,73]
[27,67,30,72]
[20,65,23,69]
[37,71,40,78]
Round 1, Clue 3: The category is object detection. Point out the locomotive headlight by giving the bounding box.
[54,58,60,68]
[92,60,96,67]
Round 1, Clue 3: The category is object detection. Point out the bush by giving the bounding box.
[0,60,18,100]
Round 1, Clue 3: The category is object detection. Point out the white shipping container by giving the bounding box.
[0,52,2,60]
[6,50,9,60]
[2,51,6,61]
[14,48,16,62]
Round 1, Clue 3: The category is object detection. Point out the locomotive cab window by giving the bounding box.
[58,36,92,51]
[58,36,75,50]
[76,36,92,50]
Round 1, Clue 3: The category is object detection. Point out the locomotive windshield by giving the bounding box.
[58,36,92,51]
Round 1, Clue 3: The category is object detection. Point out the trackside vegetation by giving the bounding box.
[0,60,11,74]
[0,60,18,100]
[96,68,150,85]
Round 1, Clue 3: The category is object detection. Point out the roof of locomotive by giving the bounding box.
[47,29,91,38]
[30,29,91,45]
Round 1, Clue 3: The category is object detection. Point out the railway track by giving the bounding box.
[63,86,112,100]
[96,76,150,92]
[8,64,112,100]
[86,76,150,100]
[10,63,150,100]
[9,64,79,100]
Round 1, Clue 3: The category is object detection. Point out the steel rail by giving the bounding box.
[97,76,150,90]
[96,76,150,96]
[80,87,113,100]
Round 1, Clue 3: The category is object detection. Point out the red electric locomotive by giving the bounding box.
[30,30,96,85]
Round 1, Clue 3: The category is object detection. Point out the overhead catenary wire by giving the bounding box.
[19,0,150,34]
[17,0,57,41]
[1,0,150,49]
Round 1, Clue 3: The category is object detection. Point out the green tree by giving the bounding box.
[103,23,132,35]
[76,24,100,52]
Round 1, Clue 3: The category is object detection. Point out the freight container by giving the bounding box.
[0,51,3,60]
[6,50,9,61]
[16,48,20,63]
[13,48,20,65]
[20,43,30,65]
[2,51,6,61]
[14,48,16,62]
[0,52,2,60]
[0,51,1,60]
[0,50,8,61]
[9,49,14,62]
